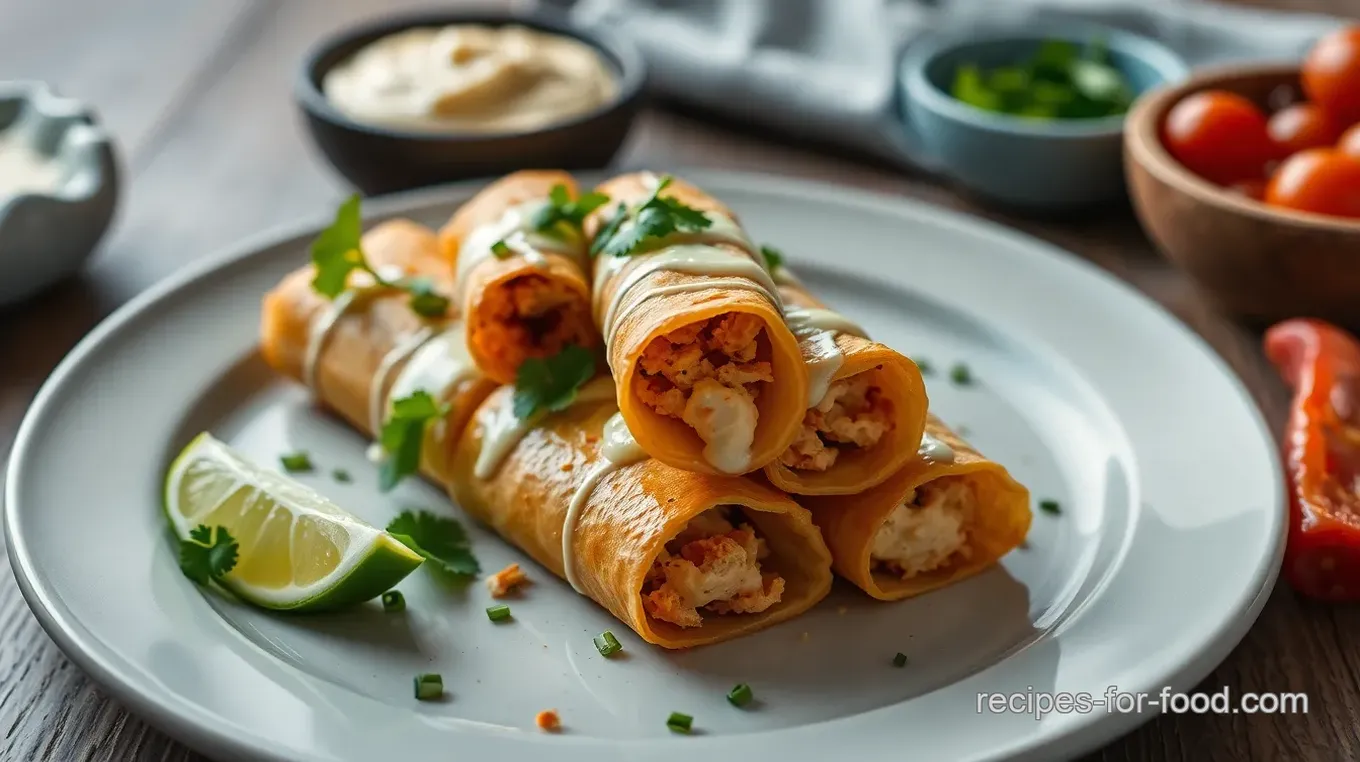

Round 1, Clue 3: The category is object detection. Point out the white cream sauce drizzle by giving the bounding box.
[472,376,617,479]
[597,244,783,350]
[785,305,869,408]
[561,411,648,592]
[456,199,582,302]
[301,265,406,392]
[367,327,435,435]
[364,325,482,459]
[918,432,955,463]
[770,264,805,289]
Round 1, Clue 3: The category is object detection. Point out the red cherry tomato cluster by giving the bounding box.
[1161,26,1360,220]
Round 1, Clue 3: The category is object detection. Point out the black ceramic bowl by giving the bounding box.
[295,10,646,195]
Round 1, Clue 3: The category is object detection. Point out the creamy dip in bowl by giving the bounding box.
[323,24,617,134]
[295,12,644,193]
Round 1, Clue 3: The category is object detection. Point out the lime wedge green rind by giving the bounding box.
[162,432,424,612]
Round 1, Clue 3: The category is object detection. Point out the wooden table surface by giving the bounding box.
[3,1,1358,760]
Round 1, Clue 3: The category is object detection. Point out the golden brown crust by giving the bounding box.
[801,415,1031,601]
[585,172,808,475]
[449,388,834,648]
[259,219,497,484]
[763,284,929,495]
[438,170,597,385]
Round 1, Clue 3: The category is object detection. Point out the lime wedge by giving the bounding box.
[163,432,423,611]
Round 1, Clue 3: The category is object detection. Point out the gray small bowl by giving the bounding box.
[900,27,1187,211]
[0,82,118,306]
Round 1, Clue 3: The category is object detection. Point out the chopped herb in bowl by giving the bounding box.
[951,39,1133,120]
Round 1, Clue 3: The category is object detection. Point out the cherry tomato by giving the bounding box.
[1339,123,1360,158]
[1265,148,1360,218]
[1228,178,1268,202]
[1163,90,1280,185]
[1268,103,1342,155]
[1303,26,1360,126]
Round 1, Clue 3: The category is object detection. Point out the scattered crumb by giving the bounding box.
[486,563,531,598]
[837,606,847,616]
[800,631,810,642]
[536,709,561,732]
[560,463,574,472]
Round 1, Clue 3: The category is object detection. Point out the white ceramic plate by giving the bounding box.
[5,171,1282,762]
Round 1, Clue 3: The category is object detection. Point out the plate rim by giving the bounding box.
[4,169,1285,762]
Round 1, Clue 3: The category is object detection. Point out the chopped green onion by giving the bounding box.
[491,239,512,259]
[727,683,754,707]
[486,604,512,622]
[332,468,352,483]
[279,451,313,473]
[414,673,443,701]
[381,590,405,612]
[1040,499,1062,515]
[594,630,622,657]
[893,652,908,668]
[666,711,693,734]
[950,363,973,386]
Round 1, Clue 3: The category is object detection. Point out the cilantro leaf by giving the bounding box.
[308,195,452,318]
[179,525,239,586]
[404,277,450,318]
[760,245,784,271]
[310,195,365,298]
[387,510,479,579]
[530,184,612,241]
[378,391,448,491]
[512,345,597,420]
[591,174,712,258]
[589,204,628,256]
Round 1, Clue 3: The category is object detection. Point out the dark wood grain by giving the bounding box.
[1,1,1358,760]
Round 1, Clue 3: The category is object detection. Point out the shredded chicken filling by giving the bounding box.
[642,507,785,628]
[634,314,772,471]
[475,274,594,370]
[871,477,974,579]
[779,373,894,472]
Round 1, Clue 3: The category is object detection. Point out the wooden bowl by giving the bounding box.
[1126,65,1360,327]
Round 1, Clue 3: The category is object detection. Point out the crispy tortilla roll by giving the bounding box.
[261,219,497,484]
[450,387,833,648]
[802,416,1031,601]
[586,173,808,475]
[438,170,598,385]
[763,278,928,495]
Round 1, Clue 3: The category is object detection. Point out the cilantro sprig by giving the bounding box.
[378,391,448,491]
[512,345,597,420]
[310,195,450,318]
[589,175,712,258]
[387,510,479,580]
[760,244,784,271]
[531,184,610,241]
[179,525,239,586]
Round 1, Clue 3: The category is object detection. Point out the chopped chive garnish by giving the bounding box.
[381,590,405,612]
[594,630,622,657]
[727,683,754,707]
[1040,499,1062,515]
[666,711,693,734]
[914,357,934,375]
[279,451,313,472]
[949,363,973,386]
[414,673,443,701]
[332,468,352,483]
[893,652,908,668]
[491,239,512,258]
[486,604,512,622]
